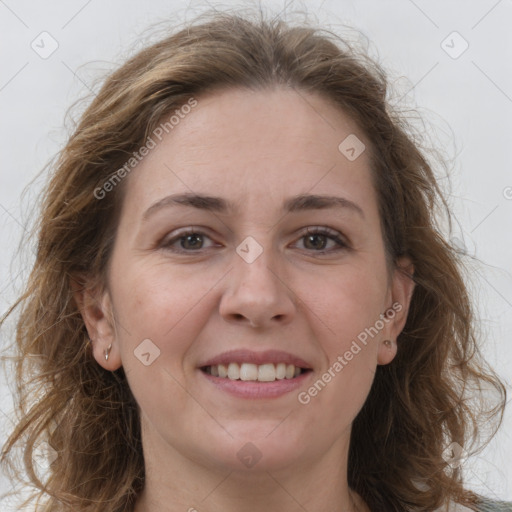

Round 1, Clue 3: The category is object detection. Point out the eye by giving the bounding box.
[159,226,349,255]
[293,227,349,254]
[160,228,217,253]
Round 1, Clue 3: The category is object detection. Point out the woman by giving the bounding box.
[1,10,510,512]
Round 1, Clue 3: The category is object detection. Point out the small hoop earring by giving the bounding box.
[104,343,112,361]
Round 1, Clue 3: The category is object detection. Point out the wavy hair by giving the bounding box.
[0,9,507,512]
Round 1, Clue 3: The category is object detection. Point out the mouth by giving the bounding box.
[200,362,312,382]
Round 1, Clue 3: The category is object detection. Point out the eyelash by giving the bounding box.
[160,226,349,255]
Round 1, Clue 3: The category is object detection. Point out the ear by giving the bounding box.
[70,274,122,371]
[377,256,415,366]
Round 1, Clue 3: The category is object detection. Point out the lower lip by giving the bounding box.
[198,369,313,399]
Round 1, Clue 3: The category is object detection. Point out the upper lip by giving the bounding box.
[198,349,313,370]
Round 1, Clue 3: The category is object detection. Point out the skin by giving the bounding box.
[76,87,415,512]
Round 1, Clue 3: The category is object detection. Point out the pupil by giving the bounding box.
[306,234,325,250]
[183,233,202,249]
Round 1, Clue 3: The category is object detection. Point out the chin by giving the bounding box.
[198,430,307,473]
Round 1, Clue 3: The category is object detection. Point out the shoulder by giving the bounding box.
[435,498,512,512]
[473,498,512,512]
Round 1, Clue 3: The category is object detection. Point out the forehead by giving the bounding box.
[120,87,376,217]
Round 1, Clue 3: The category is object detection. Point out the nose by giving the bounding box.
[218,242,297,329]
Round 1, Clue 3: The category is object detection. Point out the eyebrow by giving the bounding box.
[142,192,365,221]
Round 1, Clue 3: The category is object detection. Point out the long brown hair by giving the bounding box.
[0,9,507,512]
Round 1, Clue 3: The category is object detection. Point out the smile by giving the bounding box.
[201,362,311,382]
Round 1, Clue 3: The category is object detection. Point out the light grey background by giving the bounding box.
[1,0,511,508]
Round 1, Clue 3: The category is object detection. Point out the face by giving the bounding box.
[80,87,414,476]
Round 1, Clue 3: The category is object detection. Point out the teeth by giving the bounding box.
[258,363,275,382]
[276,362,287,379]
[204,362,305,381]
[218,364,228,378]
[227,362,239,380]
[240,363,258,381]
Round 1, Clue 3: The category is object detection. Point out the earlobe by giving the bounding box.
[390,256,415,337]
[377,257,415,366]
[70,274,122,371]
[377,338,397,365]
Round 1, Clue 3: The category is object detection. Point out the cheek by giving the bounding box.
[109,259,215,370]
[109,261,219,423]
[296,269,384,420]
[296,258,388,411]
[303,261,388,342]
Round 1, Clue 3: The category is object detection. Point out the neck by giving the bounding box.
[133,422,369,512]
